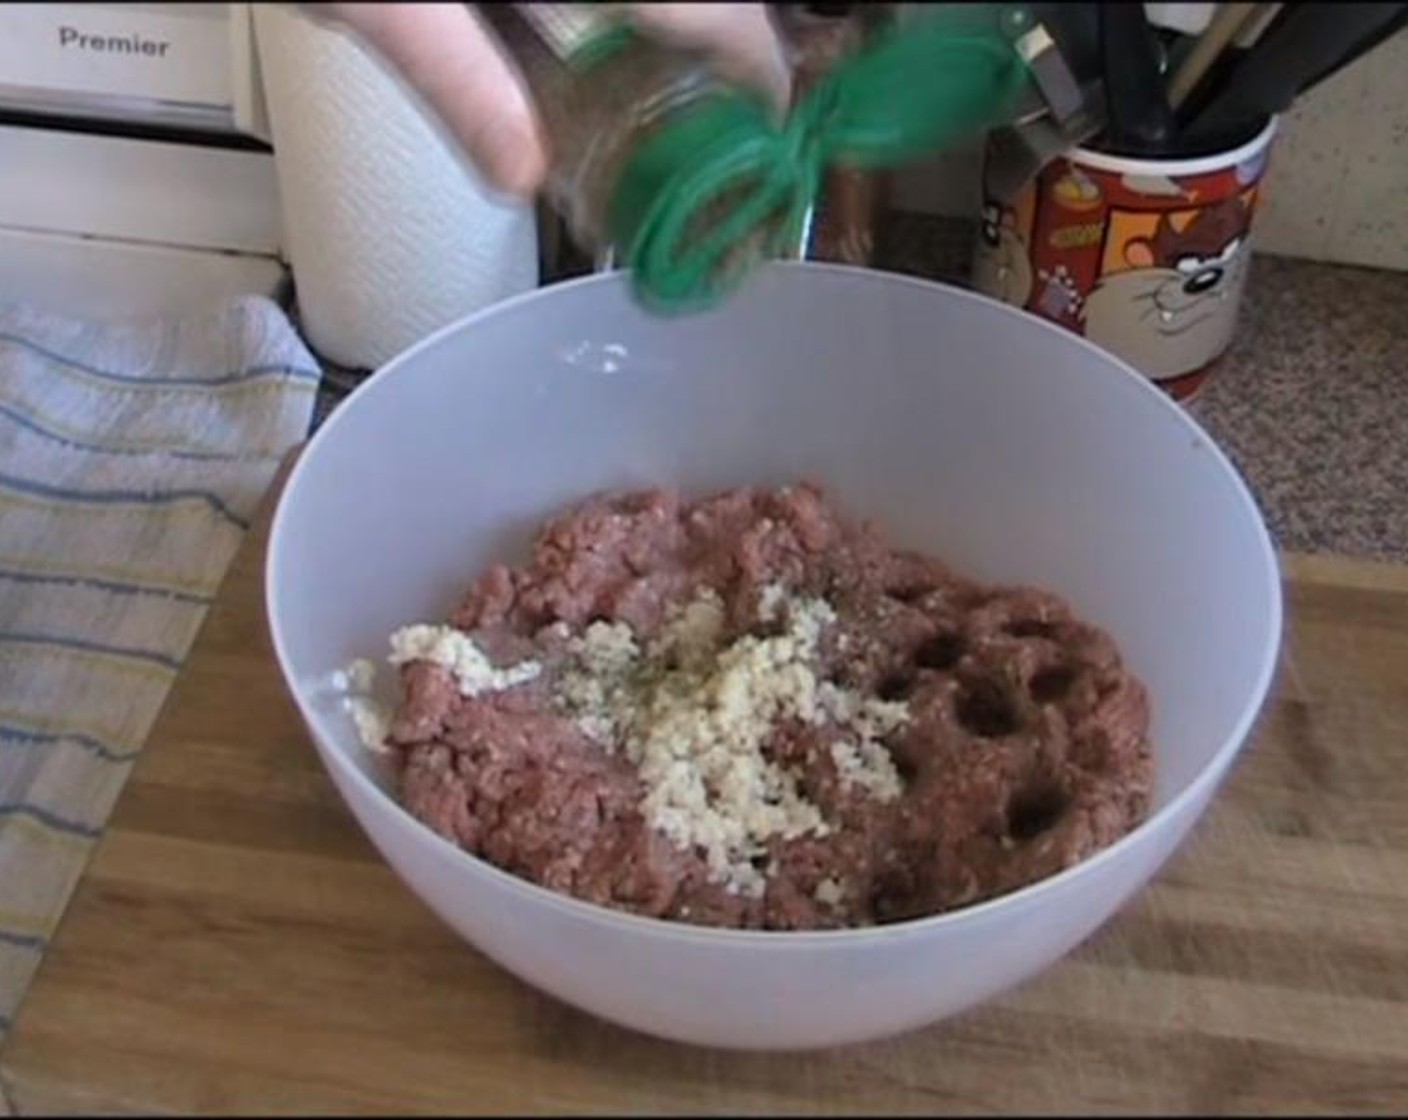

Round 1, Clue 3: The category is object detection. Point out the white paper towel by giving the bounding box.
[253,5,539,370]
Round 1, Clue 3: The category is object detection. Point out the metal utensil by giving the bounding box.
[980,86,1104,204]
[980,11,1107,203]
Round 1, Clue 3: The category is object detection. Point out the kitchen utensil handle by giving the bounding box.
[1186,2,1407,136]
[1167,2,1262,109]
[1100,3,1175,152]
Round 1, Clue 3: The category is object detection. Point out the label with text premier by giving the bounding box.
[0,3,232,107]
[515,3,623,66]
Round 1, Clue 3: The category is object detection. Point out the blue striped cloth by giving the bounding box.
[0,295,319,1034]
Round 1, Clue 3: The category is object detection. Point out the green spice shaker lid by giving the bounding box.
[609,6,1039,313]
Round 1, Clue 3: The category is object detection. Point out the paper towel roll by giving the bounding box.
[253,6,539,370]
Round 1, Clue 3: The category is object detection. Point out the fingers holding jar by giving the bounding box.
[305,2,791,198]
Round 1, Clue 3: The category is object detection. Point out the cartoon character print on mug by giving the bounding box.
[973,122,1274,401]
[1082,193,1253,385]
[972,200,1034,308]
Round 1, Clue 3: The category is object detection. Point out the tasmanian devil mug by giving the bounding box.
[972,118,1277,401]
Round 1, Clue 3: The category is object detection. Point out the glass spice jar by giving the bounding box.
[781,3,893,266]
[478,3,1042,312]
[475,4,790,282]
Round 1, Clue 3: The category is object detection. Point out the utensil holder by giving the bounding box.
[972,116,1277,402]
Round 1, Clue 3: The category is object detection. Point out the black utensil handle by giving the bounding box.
[1186,2,1408,138]
[1100,2,1175,154]
[1291,7,1408,96]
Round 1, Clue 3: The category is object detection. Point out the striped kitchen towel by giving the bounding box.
[0,295,319,1034]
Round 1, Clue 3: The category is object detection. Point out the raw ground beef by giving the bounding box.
[385,484,1154,931]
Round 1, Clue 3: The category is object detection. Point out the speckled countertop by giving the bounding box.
[876,214,1408,565]
[309,212,1408,564]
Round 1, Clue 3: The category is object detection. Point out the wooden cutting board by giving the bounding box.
[2,463,1406,1116]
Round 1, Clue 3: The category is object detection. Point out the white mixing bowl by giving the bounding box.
[267,263,1281,1051]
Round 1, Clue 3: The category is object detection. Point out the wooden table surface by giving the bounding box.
[2,469,1406,1116]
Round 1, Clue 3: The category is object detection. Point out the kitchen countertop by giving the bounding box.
[3,463,1406,1115]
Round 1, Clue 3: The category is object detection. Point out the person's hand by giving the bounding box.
[307,3,792,198]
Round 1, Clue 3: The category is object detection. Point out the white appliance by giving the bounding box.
[0,3,287,317]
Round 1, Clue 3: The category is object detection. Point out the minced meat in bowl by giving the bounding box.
[346,482,1154,932]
